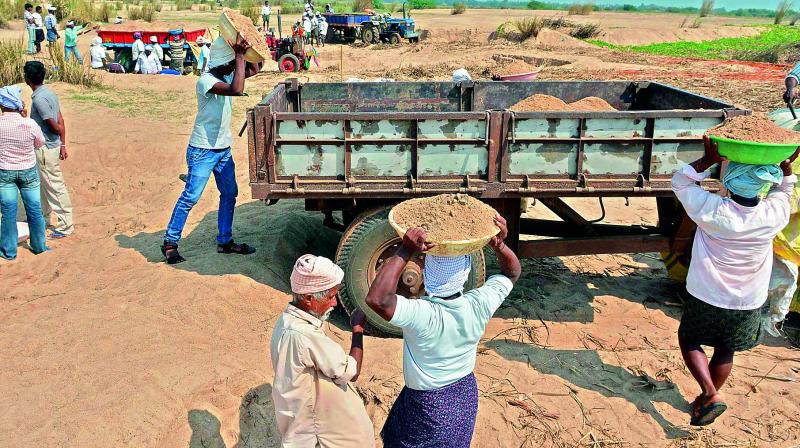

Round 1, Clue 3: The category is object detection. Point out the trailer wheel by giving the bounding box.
[335,207,486,337]
[278,54,300,72]
[362,26,376,44]
[388,33,401,44]
[409,36,419,43]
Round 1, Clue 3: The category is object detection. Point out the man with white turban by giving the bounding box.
[90,36,107,69]
[270,254,375,447]
[672,136,798,426]
[0,85,48,260]
[366,214,521,447]
[134,44,162,74]
[161,35,262,264]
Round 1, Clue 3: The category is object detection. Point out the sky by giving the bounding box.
[546,0,785,8]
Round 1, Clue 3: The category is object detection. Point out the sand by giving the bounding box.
[222,8,270,57]
[510,94,618,111]
[495,60,535,77]
[1,10,799,448]
[392,194,497,242]
[707,114,800,144]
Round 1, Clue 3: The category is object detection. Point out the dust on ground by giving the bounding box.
[1,7,799,448]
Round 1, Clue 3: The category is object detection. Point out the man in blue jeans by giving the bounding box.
[0,86,48,260]
[161,35,261,264]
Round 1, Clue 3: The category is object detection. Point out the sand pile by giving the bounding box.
[510,94,569,111]
[392,194,497,242]
[495,60,535,77]
[510,94,618,112]
[222,8,270,57]
[706,114,800,144]
[99,20,193,31]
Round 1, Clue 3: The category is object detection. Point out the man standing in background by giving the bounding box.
[24,4,35,54]
[135,45,162,74]
[149,35,164,63]
[33,6,45,53]
[261,1,271,30]
[63,21,85,64]
[24,61,75,239]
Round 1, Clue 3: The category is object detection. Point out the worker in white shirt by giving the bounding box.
[261,0,271,30]
[24,3,35,54]
[302,13,312,44]
[135,45,162,74]
[196,36,210,74]
[316,13,327,46]
[149,35,164,62]
[270,255,374,447]
[672,136,799,427]
[131,32,145,66]
[33,6,45,53]
[90,37,108,69]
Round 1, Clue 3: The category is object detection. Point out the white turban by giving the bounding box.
[424,255,471,298]
[93,36,102,45]
[208,36,235,69]
[291,254,344,295]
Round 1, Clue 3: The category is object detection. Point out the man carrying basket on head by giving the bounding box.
[365,215,521,448]
[161,33,262,264]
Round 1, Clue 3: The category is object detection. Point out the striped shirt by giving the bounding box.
[0,112,46,171]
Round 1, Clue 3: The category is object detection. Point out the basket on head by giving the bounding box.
[388,208,499,257]
[219,8,268,64]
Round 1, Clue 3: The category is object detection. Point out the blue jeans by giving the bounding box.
[65,45,83,64]
[164,145,238,245]
[0,167,48,260]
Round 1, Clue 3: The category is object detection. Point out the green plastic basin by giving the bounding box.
[709,135,799,165]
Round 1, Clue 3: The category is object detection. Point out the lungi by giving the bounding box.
[381,373,478,448]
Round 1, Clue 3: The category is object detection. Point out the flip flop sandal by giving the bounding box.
[49,231,68,239]
[161,244,186,264]
[690,401,727,426]
[217,241,256,255]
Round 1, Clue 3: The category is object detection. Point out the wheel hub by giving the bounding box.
[368,238,426,298]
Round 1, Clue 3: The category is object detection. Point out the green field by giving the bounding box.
[589,26,800,63]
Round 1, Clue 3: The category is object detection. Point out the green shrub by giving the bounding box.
[279,2,303,13]
[409,0,434,9]
[699,0,713,17]
[95,2,117,22]
[0,39,24,84]
[541,16,573,29]
[569,22,600,39]
[127,4,142,19]
[450,2,465,14]
[239,0,260,25]
[352,0,370,11]
[526,0,548,9]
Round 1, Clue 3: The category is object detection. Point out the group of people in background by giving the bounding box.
[292,3,327,47]
[0,62,75,260]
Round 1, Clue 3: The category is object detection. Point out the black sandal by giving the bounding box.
[161,243,186,264]
[217,240,256,255]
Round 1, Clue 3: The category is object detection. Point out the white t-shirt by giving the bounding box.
[303,17,312,33]
[189,73,234,149]
[261,5,271,15]
[390,275,514,390]
[673,164,796,310]
[90,45,107,68]
[131,39,145,61]
[32,13,43,28]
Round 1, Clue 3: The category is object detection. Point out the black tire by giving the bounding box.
[409,36,419,43]
[389,33,401,44]
[335,207,486,337]
[362,26,376,44]
[277,53,301,73]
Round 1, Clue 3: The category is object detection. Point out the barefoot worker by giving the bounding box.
[366,217,521,448]
[161,35,261,264]
[672,137,798,426]
[270,255,375,447]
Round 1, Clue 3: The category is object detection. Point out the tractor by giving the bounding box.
[267,33,315,73]
[361,5,419,44]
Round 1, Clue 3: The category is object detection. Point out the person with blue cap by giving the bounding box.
[0,85,48,260]
[366,214,521,447]
[672,135,799,427]
[161,34,262,264]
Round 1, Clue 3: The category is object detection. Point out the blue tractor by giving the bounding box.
[361,3,419,44]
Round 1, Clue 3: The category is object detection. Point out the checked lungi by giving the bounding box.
[381,373,478,448]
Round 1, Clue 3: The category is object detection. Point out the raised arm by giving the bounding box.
[365,228,434,321]
[208,35,250,96]
[488,214,521,284]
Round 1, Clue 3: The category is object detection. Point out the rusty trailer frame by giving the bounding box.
[247,79,747,259]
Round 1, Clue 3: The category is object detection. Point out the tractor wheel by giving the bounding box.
[335,207,486,338]
[362,26,376,44]
[388,33,401,44]
[277,54,300,73]
[409,36,419,43]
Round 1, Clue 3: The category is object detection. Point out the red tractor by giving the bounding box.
[267,33,314,73]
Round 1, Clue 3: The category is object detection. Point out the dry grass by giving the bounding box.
[47,42,100,87]
[175,0,191,10]
[352,0,371,12]
[0,39,25,85]
[127,2,157,21]
[568,2,593,16]
[569,22,601,39]
[450,2,465,14]
[95,2,117,21]
[513,17,545,40]
[776,0,793,25]
[699,0,714,17]
[238,0,260,25]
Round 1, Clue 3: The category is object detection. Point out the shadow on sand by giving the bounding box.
[189,384,281,448]
[485,340,691,439]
